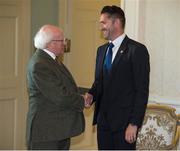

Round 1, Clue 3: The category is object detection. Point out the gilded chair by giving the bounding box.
[177,114,180,150]
[136,104,180,150]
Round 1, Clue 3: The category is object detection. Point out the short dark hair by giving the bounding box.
[101,5,126,29]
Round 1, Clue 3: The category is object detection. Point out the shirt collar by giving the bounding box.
[42,49,56,60]
[109,33,126,48]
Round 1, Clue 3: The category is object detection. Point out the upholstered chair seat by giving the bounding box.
[136,104,180,150]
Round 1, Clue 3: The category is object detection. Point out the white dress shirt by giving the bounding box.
[110,33,126,63]
[42,49,56,60]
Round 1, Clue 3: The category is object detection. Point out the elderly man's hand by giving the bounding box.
[84,93,93,108]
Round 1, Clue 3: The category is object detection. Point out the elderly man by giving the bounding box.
[26,25,85,150]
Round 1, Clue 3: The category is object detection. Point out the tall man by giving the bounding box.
[26,25,85,150]
[85,5,150,150]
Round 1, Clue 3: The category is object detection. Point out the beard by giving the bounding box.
[102,30,110,40]
[102,27,114,40]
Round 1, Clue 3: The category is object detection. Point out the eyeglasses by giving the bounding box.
[52,39,65,43]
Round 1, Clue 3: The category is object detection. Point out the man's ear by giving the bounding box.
[115,19,123,29]
[46,41,52,49]
[114,18,120,26]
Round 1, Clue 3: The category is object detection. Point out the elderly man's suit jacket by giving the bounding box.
[26,49,85,145]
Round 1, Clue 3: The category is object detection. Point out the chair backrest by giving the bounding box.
[177,114,180,150]
[136,104,180,150]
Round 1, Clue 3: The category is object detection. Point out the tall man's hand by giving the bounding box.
[125,124,138,144]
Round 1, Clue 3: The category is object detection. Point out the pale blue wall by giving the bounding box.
[31,0,59,49]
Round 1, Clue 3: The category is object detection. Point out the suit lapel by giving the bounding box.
[36,49,77,86]
[56,61,77,86]
[111,36,129,74]
[99,43,109,73]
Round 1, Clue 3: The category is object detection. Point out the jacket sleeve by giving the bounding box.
[88,47,101,103]
[29,62,84,112]
[129,44,150,128]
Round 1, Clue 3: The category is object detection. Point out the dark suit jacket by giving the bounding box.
[26,49,85,145]
[89,35,150,131]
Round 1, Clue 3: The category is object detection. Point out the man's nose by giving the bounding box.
[99,24,103,30]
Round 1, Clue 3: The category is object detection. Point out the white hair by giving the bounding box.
[34,26,54,49]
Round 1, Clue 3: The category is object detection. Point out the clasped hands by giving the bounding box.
[82,93,93,108]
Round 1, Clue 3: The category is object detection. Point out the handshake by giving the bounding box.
[82,93,93,108]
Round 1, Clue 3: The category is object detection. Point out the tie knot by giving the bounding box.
[108,43,114,49]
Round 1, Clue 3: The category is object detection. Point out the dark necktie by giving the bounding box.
[55,57,59,64]
[104,42,114,72]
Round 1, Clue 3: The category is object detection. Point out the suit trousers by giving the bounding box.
[97,112,136,150]
[28,138,70,150]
